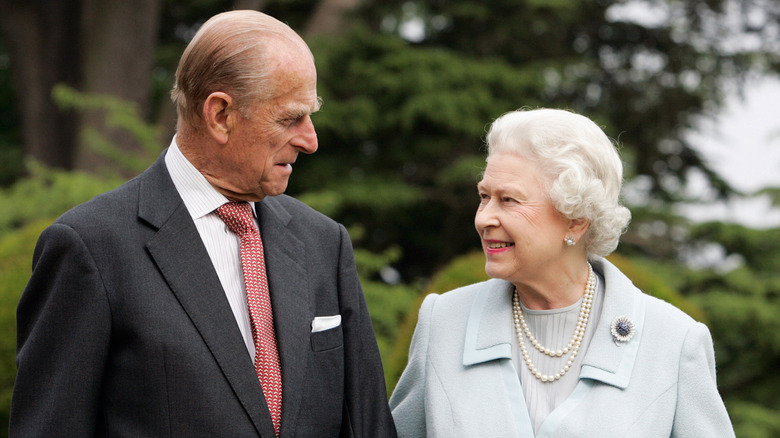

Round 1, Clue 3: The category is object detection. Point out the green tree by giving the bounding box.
[363,0,779,200]
[295,28,544,278]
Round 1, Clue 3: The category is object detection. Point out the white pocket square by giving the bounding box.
[311,315,342,333]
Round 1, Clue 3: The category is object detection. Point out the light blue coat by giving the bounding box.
[390,257,735,437]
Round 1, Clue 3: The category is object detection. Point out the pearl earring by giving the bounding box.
[564,236,576,246]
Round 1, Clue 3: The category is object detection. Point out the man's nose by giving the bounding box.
[293,116,318,154]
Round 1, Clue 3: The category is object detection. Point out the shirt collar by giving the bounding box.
[165,137,256,219]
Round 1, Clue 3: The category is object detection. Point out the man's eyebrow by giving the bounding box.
[282,97,322,118]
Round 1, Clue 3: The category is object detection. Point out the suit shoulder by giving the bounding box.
[265,194,340,230]
[641,291,698,330]
[632,289,707,356]
[425,279,505,317]
[441,278,505,300]
[271,194,331,217]
[54,153,172,229]
[55,177,141,229]
[598,256,700,336]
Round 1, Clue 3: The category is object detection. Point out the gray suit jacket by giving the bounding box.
[390,257,734,437]
[10,152,396,437]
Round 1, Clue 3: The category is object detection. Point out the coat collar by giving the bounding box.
[461,257,646,389]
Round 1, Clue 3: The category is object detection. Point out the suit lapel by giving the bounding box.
[139,154,275,436]
[256,197,311,437]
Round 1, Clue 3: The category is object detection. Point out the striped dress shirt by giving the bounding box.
[165,138,256,360]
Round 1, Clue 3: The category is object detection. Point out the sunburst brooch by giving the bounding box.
[610,315,635,344]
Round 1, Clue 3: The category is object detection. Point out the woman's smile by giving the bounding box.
[484,240,515,254]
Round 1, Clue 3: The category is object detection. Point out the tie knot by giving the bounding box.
[215,202,256,237]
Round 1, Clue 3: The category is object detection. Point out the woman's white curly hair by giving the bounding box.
[485,108,631,257]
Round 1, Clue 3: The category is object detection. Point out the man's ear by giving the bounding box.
[203,92,235,145]
[569,217,590,241]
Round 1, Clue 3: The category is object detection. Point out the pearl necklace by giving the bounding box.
[512,262,595,383]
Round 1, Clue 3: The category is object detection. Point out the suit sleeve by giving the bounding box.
[336,224,398,438]
[671,322,735,438]
[10,223,111,437]
[389,293,437,438]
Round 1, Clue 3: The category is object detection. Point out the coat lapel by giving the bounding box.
[139,154,274,436]
[579,257,646,389]
[461,279,515,366]
[461,280,535,437]
[537,257,647,437]
[256,197,311,437]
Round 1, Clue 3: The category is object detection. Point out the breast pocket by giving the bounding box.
[310,326,343,352]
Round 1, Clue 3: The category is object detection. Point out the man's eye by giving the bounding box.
[280,115,299,125]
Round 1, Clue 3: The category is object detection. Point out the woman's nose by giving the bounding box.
[475,201,499,231]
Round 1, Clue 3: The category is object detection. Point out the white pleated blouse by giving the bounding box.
[511,273,606,434]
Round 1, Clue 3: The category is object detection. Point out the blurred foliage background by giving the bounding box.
[1,0,779,436]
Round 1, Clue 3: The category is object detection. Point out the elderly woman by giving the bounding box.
[389,108,734,437]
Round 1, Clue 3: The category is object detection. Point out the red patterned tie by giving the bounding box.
[216,202,282,436]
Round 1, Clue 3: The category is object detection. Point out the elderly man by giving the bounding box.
[10,10,396,437]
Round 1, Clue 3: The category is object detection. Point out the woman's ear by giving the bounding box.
[203,92,235,145]
[569,217,590,241]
